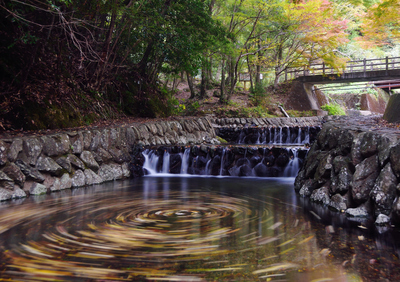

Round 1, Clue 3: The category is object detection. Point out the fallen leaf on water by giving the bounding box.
[269,222,283,230]
[277,239,294,247]
[257,236,280,245]
[298,236,314,245]
[252,262,299,274]
[280,247,295,255]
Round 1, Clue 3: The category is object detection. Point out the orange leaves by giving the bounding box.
[359,0,400,46]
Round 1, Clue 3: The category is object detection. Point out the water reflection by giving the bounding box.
[0,177,399,281]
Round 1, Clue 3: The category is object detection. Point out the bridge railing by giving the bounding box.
[284,56,400,81]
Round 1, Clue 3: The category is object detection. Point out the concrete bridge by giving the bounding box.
[285,56,400,85]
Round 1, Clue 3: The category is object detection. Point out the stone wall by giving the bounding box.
[0,117,216,201]
[210,116,323,128]
[295,116,400,226]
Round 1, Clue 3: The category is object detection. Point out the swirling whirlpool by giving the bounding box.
[0,190,273,281]
[0,179,362,282]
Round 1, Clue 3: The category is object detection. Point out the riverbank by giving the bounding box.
[295,115,400,226]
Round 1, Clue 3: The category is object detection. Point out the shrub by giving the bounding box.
[249,82,267,106]
[321,103,346,116]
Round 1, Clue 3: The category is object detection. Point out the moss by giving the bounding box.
[286,110,315,117]
[216,136,228,144]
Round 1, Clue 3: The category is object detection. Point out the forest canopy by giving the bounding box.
[0,0,399,130]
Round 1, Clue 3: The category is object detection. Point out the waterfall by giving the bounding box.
[180,148,190,174]
[283,148,300,177]
[295,127,302,145]
[205,159,211,175]
[256,131,261,144]
[237,131,246,144]
[219,147,226,176]
[285,127,291,144]
[260,129,267,144]
[303,127,310,144]
[142,150,159,175]
[137,124,317,178]
[162,151,170,173]
[268,128,272,144]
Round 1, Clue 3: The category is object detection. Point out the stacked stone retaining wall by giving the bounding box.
[295,116,400,226]
[209,116,323,128]
[0,117,216,201]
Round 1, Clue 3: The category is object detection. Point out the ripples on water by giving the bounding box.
[0,177,400,281]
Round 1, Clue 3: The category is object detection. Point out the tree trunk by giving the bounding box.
[246,55,253,91]
[255,39,262,85]
[274,70,281,88]
[220,58,227,103]
[208,56,213,82]
[200,65,206,99]
[187,72,196,99]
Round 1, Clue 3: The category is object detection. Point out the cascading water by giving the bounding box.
[139,125,318,178]
[180,148,190,174]
[283,148,301,177]
[219,147,226,175]
[142,149,159,175]
[141,145,306,178]
[162,151,170,173]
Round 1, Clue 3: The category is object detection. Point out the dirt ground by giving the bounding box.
[172,80,289,117]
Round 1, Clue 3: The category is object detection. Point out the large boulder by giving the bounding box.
[2,163,25,186]
[23,138,43,165]
[15,160,45,182]
[329,193,349,212]
[0,140,8,166]
[36,156,63,176]
[351,155,379,204]
[390,143,400,178]
[7,139,23,162]
[310,186,330,205]
[0,188,12,201]
[66,154,85,170]
[29,183,47,195]
[84,169,102,185]
[383,93,400,123]
[71,170,86,187]
[59,174,72,190]
[370,163,398,216]
[80,151,99,172]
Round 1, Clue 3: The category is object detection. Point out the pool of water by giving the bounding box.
[0,176,400,281]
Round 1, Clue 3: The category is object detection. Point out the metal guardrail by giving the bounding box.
[285,56,400,81]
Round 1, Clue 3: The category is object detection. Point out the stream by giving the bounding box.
[1,176,400,281]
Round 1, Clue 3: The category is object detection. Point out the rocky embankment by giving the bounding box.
[295,116,400,225]
[0,118,216,201]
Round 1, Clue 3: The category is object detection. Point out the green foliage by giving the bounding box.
[167,96,186,116]
[187,101,201,114]
[321,103,346,116]
[249,82,267,106]
[286,110,315,117]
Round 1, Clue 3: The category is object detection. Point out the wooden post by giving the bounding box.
[285,70,287,81]
[363,58,366,74]
[322,62,325,75]
[386,56,389,71]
